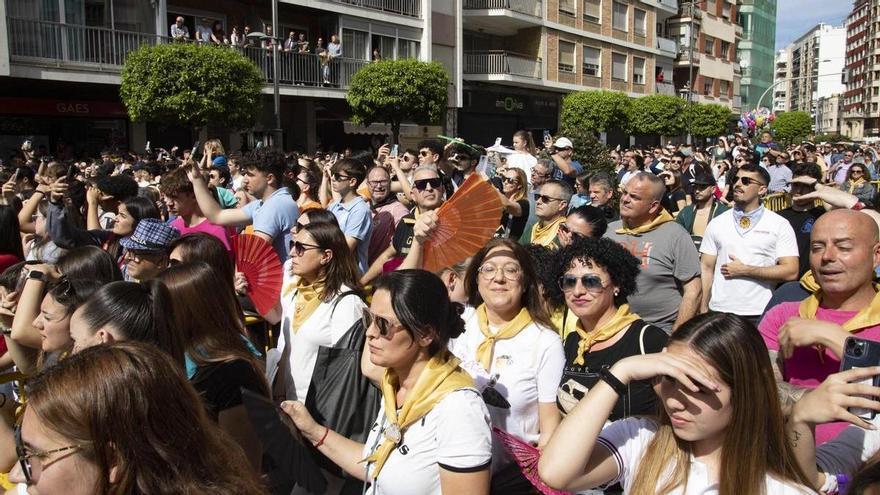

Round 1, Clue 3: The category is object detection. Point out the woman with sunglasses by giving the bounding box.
[8,342,266,493]
[548,236,666,419]
[281,269,492,495]
[660,169,689,214]
[840,163,875,206]
[295,160,323,213]
[448,238,564,492]
[497,167,530,239]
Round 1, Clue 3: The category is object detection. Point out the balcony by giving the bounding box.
[6,17,367,95]
[656,37,678,58]
[656,81,675,95]
[325,0,421,18]
[463,50,542,82]
[463,0,543,35]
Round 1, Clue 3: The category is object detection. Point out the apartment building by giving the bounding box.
[666,0,741,112]
[783,23,845,121]
[459,0,679,146]
[816,94,843,135]
[0,0,451,154]
[736,0,776,111]
[772,49,789,113]
[842,0,880,141]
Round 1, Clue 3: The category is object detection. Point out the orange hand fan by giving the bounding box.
[234,234,284,315]
[421,174,503,273]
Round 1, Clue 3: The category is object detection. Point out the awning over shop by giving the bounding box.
[343,121,442,138]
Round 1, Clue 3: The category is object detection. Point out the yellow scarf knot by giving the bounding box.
[573,304,640,365]
[475,305,533,370]
[615,209,674,235]
[530,216,565,247]
[798,289,880,333]
[291,277,325,333]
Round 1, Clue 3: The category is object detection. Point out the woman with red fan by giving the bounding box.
[448,238,565,494]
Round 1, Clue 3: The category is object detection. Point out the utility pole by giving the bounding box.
[271,0,282,149]
[686,0,694,145]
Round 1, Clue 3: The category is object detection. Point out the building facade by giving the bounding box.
[842,0,880,141]
[735,0,776,111]
[816,94,843,135]
[772,49,789,113]
[783,23,845,120]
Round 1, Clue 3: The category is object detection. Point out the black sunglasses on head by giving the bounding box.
[414,177,443,191]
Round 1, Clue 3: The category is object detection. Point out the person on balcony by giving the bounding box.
[210,21,225,45]
[283,31,298,52]
[170,17,189,42]
[196,18,213,44]
[325,34,342,85]
[296,33,309,53]
[229,26,243,47]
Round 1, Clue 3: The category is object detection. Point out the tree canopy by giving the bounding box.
[560,90,632,134]
[626,94,687,137]
[772,111,813,144]
[685,103,731,138]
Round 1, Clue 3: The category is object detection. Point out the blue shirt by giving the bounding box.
[242,187,299,260]
[328,196,372,274]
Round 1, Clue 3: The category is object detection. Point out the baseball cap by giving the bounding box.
[553,137,574,149]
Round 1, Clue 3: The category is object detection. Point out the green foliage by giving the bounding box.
[685,103,731,138]
[771,111,813,145]
[811,133,851,143]
[570,133,616,176]
[120,43,264,131]
[346,59,449,144]
[560,90,632,134]
[627,95,686,137]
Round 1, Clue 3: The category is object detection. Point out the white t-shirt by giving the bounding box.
[700,209,798,315]
[272,262,365,400]
[596,417,813,494]
[449,315,565,468]
[362,388,492,495]
[505,153,538,184]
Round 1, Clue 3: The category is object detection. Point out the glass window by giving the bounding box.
[398,39,420,59]
[720,40,730,60]
[612,2,627,31]
[612,52,627,80]
[372,34,395,60]
[583,46,600,76]
[722,2,731,19]
[584,0,601,23]
[632,57,645,84]
[704,36,715,56]
[633,9,646,36]
[560,0,576,15]
[703,77,713,95]
[720,79,730,95]
[559,40,575,73]
[343,28,369,60]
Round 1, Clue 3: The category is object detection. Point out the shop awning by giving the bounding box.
[343,121,442,138]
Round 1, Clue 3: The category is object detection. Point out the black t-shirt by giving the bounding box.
[499,199,530,240]
[662,189,687,213]
[557,320,667,421]
[778,206,825,277]
[192,358,267,420]
[391,211,417,257]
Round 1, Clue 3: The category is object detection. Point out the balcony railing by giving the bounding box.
[327,0,421,17]
[7,17,368,90]
[464,51,541,79]
[656,37,678,56]
[463,0,543,17]
[656,81,675,95]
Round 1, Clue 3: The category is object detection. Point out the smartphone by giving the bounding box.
[67,164,78,182]
[331,152,339,162]
[190,141,200,159]
[11,168,21,183]
[543,130,551,142]
[494,137,502,147]
[390,144,399,158]
[841,337,880,419]
[145,141,151,154]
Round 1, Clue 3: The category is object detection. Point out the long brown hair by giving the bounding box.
[464,238,554,329]
[26,341,266,494]
[300,221,361,302]
[628,313,810,495]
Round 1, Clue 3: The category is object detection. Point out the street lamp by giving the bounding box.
[245,0,282,150]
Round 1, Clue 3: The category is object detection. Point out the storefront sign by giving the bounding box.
[466,90,558,115]
[0,97,128,118]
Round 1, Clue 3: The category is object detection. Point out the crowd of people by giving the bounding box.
[0,130,880,494]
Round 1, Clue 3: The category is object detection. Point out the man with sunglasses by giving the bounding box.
[366,166,409,266]
[523,180,571,247]
[829,148,855,185]
[445,142,480,190]
[327,159,372,274]
[699,164,799,322]
[120,218,180,282]
[605,172,701,332]
[360,166,445,285]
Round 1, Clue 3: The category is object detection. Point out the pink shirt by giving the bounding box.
[760,301,880,444]
[170,217,232,251]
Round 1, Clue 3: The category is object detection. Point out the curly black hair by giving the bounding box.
[546,236,641,310]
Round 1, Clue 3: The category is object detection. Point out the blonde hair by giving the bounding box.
[204,138,225,156]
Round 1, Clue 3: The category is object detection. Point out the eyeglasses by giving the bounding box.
[534,193,564,203]
[531,170,551,179]
[418,150,431,157]
[331,173,352,182]
[362,310,404,337]
[558,273,607,293]
[558,223,583,240]
[289,240,322,257]
[671,159,683,164]
[15,424,87,484]
[734,176,765,186]
[368,179,390,187]
[477,263,523,281]
[852,169,865,175]
[413,177,443,191]
[502,177,520,185]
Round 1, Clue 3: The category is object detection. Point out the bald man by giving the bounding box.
[759,209,880,444]
[604,172,701,332]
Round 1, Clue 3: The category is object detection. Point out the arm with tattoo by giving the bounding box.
[769,349,810,416]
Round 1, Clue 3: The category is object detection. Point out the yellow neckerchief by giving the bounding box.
[848,177,867,194]
[800,271,820,293]
[475,304,532,370]
[531,215,565,246]
[615,208,674,235]
[551,307,580,341]
[291,277,325,333]
[798,288,880,333]
[573,304,640,365]
[365,351,474,478]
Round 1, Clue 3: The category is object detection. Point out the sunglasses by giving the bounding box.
[534,193,563,203]
[15,423,86,484]
[289,240,322,257]
[558,223,583,240]
[558,273,606,293]
[734,176,765,186]
[419,150,431,157]
[362,310,403,337]
[414,177,443,191]
[331,173,352,182]
[502,177,520,185]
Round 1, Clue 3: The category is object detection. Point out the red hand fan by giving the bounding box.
[492,426,573,495]
[234,234,284,316]
[421,174,503,273]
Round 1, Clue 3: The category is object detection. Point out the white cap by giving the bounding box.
[553,137,574,149]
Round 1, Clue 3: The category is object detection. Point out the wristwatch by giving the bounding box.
[27,270,46,282]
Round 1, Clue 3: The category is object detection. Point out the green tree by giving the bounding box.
[560,90,632,135]
[627,94,686,137]
[346,59,449,144]
[771,111,813,145]
[685,103,731,138]
[120,43,264,134]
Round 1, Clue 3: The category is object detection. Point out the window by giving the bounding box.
[584,0,601,23]
[398,39,420,59]
[722,2,731,19]
[560,0,576,15]
[583,46,601,76]
[634,9,646,36]
[720,40,730,59]
[612,2,627,31]
[720,79,730,95]
[704,36,715,56]
[559,41,575,73]
[343,28,369,59]
[612,52,627,80]
[703,77,713,95]
[632,57,645,84]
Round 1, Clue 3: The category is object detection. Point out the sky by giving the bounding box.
[775,0,851,49]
